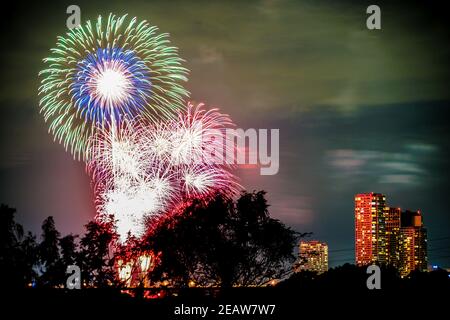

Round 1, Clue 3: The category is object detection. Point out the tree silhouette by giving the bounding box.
[146,191,300,288]
[1,204,29,287]
[19,231,38,286]
[78,217,117,288]
[38,216,62,287]
[60,234,78,267]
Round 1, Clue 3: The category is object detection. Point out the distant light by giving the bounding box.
[432,265,438,270]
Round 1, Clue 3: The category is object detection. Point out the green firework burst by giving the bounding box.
[38,13,189,160]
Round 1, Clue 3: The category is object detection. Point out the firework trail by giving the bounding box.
[38,14,189,159]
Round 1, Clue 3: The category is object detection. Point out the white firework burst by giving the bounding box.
[88,103,241,242]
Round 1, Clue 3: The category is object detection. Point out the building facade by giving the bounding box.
[398,210,428,277]
[297,241,328,274]
[355,193,387,265]
[385,206,401,266]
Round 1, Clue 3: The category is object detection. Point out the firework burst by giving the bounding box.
[39,14,189,159]
[89,103,241,242]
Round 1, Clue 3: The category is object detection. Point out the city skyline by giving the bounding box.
[291,191,431,276]
[354,192,428,276]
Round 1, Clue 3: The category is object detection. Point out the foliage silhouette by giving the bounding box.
[0,204,36,287]
[38,216,61,287]
[78,217,117,288]
[146,191,300,288]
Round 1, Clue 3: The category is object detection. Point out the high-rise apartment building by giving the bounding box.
[354,193,387,265]
[297,241,328,274]
[398,210,428,277]
[385,206,401,266]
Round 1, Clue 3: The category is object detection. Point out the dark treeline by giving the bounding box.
[0,191,301,289]
[279,263,450,292]
[0,203,118,288]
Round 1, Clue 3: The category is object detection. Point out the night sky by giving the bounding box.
[1,0,449,267]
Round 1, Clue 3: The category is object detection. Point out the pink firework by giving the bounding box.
[88,102,241,242]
